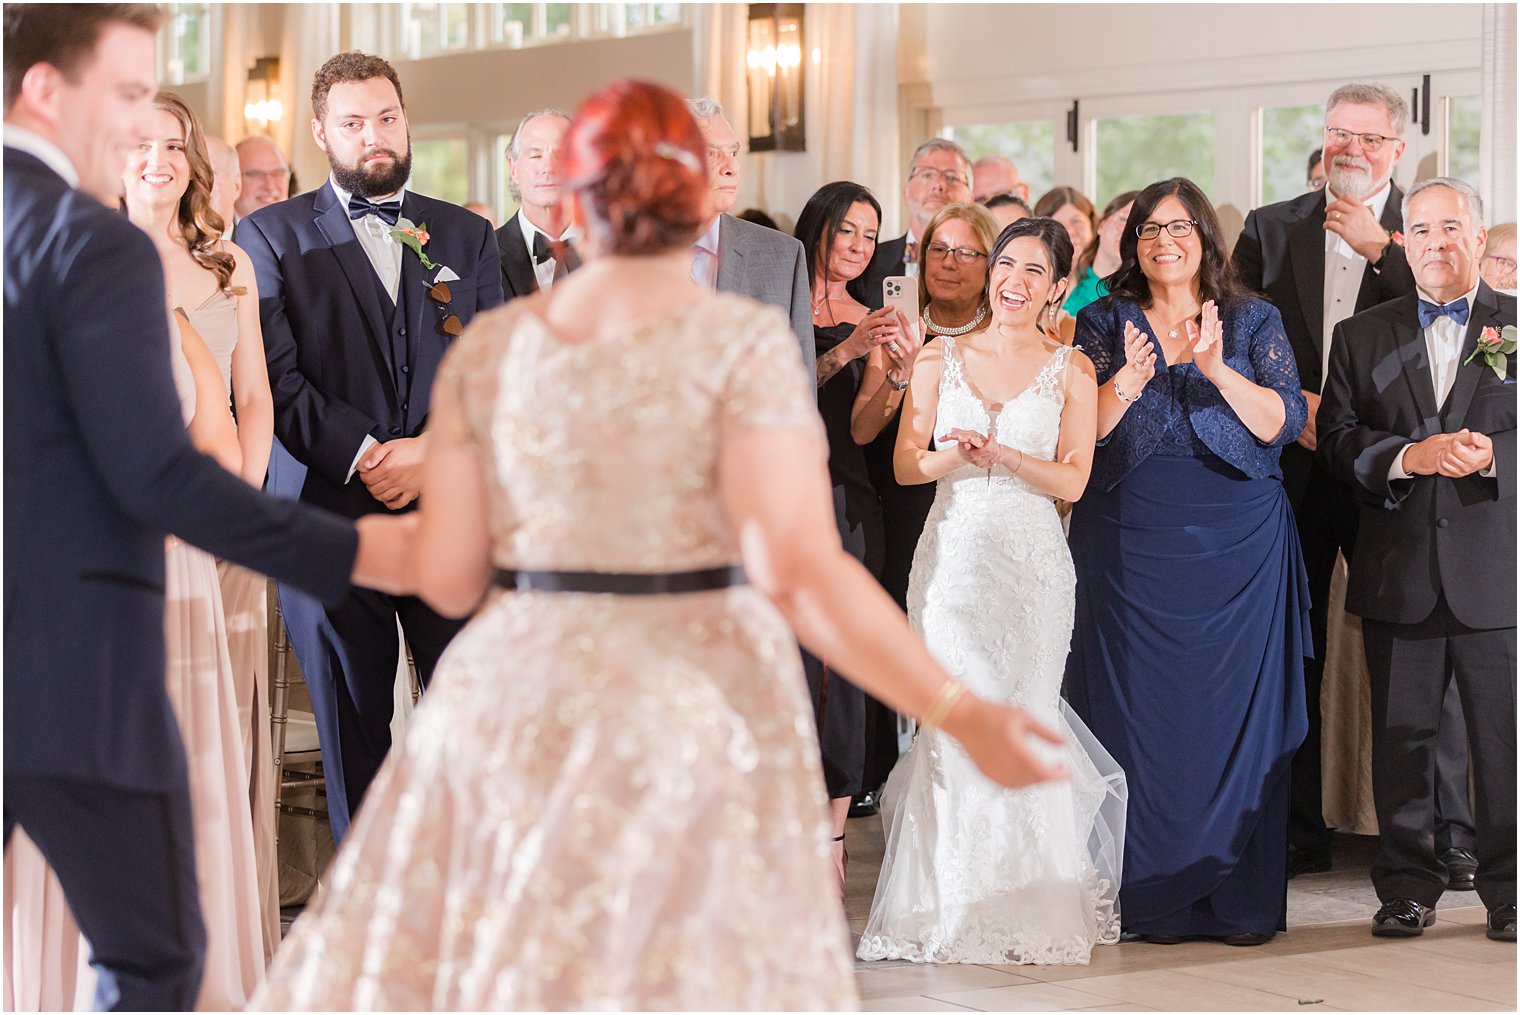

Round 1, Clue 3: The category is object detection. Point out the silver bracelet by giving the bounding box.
[1113,376,1142,404]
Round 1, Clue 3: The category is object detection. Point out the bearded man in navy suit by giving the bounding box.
[237,51,504,842]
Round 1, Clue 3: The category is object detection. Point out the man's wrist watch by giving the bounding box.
[887,373,909,392]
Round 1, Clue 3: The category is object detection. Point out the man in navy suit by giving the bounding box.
[237,51,504,842]
[3,6,405,1008]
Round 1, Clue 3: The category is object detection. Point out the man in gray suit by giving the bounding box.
[688,97,814,378]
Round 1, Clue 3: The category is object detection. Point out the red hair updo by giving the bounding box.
[564,79,709,255]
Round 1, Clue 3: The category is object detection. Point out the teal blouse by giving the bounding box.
[1063,266,1107,316]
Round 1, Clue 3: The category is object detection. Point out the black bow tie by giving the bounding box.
[347,194,402,226]
[532,232,580,272]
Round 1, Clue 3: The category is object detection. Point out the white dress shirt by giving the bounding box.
[691,216,721,289]
[4,125,80,188]
[1320,183,1392,392]
[1388,281,1495,480]
[518,214,581,291]
[329,175,407,480]
[329,175,405,305]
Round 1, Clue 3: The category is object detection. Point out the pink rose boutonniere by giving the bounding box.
[1390,230,1404,247]
[1463,324,1518,382]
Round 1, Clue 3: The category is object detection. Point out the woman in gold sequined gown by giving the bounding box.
[251,80,1067,1012]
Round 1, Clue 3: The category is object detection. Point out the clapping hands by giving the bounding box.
[946,428,1002,469]
[1119,319,1158,392]
[1183,300,1237,386]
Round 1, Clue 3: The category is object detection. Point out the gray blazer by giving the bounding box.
[715,213,815,378]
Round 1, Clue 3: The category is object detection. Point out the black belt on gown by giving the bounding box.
[492,565,747,595]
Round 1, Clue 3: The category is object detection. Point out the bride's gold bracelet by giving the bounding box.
[920,679,969,731]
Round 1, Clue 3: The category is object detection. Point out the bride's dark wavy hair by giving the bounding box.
[150,92,241,294]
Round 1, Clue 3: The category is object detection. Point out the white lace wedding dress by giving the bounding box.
[857,338,1127,966]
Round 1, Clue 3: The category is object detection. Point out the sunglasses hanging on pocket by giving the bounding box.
[426,280,463,336]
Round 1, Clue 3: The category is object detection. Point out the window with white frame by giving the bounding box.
[409,136,471,205]
[399,3,472,60]
[397,3,682,58]
[1260,104,1324,206]
[160,3,211,85]
[943,121,1055,203]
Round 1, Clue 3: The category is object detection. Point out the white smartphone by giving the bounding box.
[882,275,919,326]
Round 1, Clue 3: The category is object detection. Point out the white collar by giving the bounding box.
[1326,181,1392,218]
[328,174,406,215]
[3,124,80,188]
[695,215,722,255]
[1415,280,1482,313]
[518,211,581,250]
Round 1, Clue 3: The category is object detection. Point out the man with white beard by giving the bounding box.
[1234,82,1474,888]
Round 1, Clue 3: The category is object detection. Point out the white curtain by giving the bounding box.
[283,4,343,191]
[1481,3,1517,222]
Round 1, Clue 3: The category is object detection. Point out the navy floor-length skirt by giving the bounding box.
[1066,453,1310,937]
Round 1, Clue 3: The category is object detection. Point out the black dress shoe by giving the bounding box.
[1487,904,1516,942]
[1136,933,1186,945]
[1288,845,1332,878]
[1372,898,1436,937]
[1441,847,1478,891]
[847,789,880,818]
[1220,932,1273,946]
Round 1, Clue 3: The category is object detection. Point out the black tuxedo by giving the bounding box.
[494,210,581,300]
[1318,283,1516,910]
[1229,185,1473,860]
[3,146,357,1009]
[237,182,503,840]
[852,232,923,794]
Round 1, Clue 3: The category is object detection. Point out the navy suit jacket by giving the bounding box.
[1317,283,1516,628]
[236,183,504,518]
[3,147,358,791]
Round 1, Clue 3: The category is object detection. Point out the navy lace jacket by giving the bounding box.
[1074,295,1308,492]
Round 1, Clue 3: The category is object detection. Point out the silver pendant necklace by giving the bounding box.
[922,304,988,336]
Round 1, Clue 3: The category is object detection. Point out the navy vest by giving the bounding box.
[367,263,417,438]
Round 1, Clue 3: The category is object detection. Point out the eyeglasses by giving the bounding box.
[241,168,288,182]
[1483,255,1517,272]
[924,242,987,265]
[1324,126,1400,153]
[1135,219,1198,240]
[909,166,970,190]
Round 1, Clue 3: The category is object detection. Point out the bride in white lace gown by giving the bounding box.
[858,218,1128,966]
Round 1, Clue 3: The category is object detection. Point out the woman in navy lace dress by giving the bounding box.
[1066,177,1310,945]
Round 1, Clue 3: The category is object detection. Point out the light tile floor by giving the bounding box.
[846,823,1516,1012]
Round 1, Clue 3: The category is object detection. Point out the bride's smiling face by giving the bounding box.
[122,107,191,210]
[988,235,1061,327]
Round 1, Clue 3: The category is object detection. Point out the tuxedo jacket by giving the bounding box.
[1233,185,1417,396]
[237,183,504,518]
[1316,283,1516,628]
[714,213,815,377]
[2,148,358,791]
[494,210,542,301]
[860,234,909,311]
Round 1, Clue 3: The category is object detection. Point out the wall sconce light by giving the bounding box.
[243,56,284,135]
[745,3,805,152]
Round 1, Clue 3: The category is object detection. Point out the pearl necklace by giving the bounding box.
[922,304,988,336]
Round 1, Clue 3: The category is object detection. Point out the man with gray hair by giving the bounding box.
[686,97,812,374]
[1233,82,1477,885]
[1318,176,1514,941]
[860,137,973,302]
[205,134,241,236]
[234,134,290,218]
[495,108,577,300]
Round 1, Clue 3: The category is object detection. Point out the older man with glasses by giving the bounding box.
[1234,82,1476,890]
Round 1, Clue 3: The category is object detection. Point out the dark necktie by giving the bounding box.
[347,194,402,226]
[1417,296,1471,329]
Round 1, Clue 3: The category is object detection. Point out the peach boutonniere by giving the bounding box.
[390,216,442,272]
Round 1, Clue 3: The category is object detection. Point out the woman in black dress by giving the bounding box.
[795,181,916,887]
